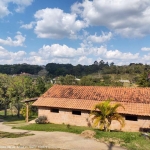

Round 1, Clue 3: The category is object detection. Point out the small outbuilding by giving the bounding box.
[33,85,150,132]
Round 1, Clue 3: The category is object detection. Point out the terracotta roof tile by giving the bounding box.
[33,85,150,116]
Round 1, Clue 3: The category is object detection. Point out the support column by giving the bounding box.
[26,102,29,123]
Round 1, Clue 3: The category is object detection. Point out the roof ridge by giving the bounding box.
[52,84,150,89]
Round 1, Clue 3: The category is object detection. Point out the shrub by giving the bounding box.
[66,124,70,129]
[35,116,47,124]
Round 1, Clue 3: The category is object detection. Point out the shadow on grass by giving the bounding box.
[0,115,37,124]
[0,131,34,138]
[107,141,114,150]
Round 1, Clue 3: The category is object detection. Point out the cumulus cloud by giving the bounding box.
[13,0,34,13]
[0,1,10,18]
[31,44,83,58]
[77,56,93,65]
[0,0,33,18]
[20,21,36,29]
[87,32,112,43]
[71,0,150,37]
[33,8,87,39]
[0,43,143,66]
[28,46,91,65]
[105,50,139,60]
[27,44,140,65]
[0,46,26,64]
[141,47,150,51]
[0,32,25,46]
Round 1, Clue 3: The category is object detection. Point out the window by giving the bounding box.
[125,115,137,121]
[51,108,59,113]
[72,110,81,115]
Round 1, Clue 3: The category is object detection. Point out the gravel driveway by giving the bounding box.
[0,122,126,150]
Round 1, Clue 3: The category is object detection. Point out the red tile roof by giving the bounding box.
[33,85,150,116]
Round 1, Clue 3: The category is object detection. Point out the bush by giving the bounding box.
[35,116,47,124]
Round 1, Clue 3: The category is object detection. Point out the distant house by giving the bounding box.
[51,76,80,84]
[119,79,130,83]
[13,72,32,77]
[51,77,61,84]
[33,85,150,132]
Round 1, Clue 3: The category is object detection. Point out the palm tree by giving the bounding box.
[90,100,125,132]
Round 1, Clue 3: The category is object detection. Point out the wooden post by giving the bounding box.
[26,102,29,123]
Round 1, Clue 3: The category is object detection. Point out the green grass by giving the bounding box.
[95,130,150,150]
[0,131,34,138]
[15,123,91,134]
[15,123,150,150]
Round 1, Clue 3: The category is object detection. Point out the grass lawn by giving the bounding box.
[15,123,150,150]
[15,123,91,134]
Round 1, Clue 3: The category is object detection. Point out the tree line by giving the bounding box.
[57,75,123,87]
[0,61,149,78]
[0,61,150,88]
[0,64,43,75]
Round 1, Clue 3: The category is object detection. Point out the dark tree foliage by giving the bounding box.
[137,71,150,87]
[46,62,101,77]
[0,64,43,75]
[46,63,73,77]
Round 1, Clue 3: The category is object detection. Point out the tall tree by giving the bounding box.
[7,76,24,117]
[0,74,10,117]
[90,100,125,132]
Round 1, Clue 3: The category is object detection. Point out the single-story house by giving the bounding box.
[119,79,130,83]
[33,85,150,132]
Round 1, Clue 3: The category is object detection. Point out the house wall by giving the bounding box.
[38,107,90,126]
[111,116,150,132]
[38,107,150,131]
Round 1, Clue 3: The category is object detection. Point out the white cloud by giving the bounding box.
[71,0,150,37]
[0,1,10,18]
[32,44,83,59]
[0,44,144,66]
[77,56,93,65]
[0,46,26,64]
[87,32,112,43]
[0,32,25,46]
[34,8,87,39]
[105,50,139,60]
[141,47,150,51]
[20,21,35,29]
[27,44,140,65]
[7,0,34,13]
[0,0,33,18]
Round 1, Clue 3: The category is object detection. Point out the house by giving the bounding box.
[119,79,130,83]
[51,77,61,84]
[32,85,150,132]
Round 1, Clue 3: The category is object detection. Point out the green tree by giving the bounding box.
[20,103,37,119]
[137,71,150,87]
[0,74,10,117]
[59,75,78,85]
[90,100,125,132]
[36,77,46,95]
[80,76,94,86]
[7,76,26,117]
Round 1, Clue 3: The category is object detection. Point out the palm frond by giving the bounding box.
[90,99,125,131]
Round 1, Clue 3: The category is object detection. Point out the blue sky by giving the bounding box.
[0,0,150,66]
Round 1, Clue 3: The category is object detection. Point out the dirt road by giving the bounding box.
[0,122,126,150]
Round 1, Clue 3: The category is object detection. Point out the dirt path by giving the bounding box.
[0,122,126,150]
